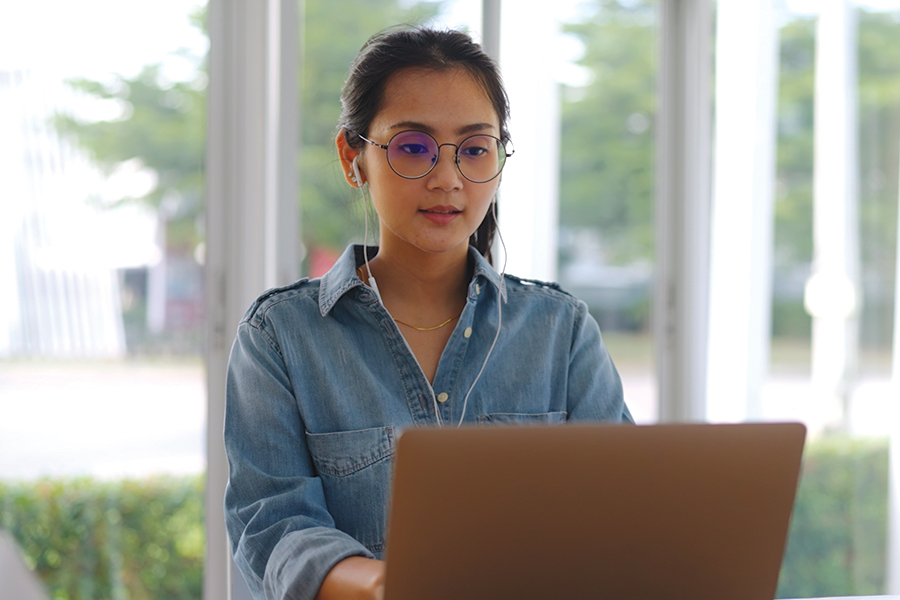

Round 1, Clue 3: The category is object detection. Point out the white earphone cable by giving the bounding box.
[456,199,506,427]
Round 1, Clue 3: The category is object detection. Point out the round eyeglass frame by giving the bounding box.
[357,130,514,183]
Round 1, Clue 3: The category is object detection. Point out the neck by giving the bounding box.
[365,242,470,325]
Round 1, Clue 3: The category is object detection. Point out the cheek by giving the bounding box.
[360,152,396,189]
[477,182,500,208]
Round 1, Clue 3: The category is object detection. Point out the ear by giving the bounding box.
[336,130,365,187]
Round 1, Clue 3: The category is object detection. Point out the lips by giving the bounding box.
[420,205,461,224]
[422,205,461,214]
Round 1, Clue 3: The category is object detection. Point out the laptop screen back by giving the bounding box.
[383,422,806,600]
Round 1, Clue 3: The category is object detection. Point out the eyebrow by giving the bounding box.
[389,121,496,136]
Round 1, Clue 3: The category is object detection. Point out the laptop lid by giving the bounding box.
[383,422,806,600]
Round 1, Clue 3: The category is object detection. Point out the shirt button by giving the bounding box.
[475,283,481,295]
[464,327,472,338]
[437,392,449,403]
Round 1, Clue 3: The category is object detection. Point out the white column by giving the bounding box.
[805,0,860,431]
[205,0,298,598]
[497,2,559,281]
[655,0,714,422]
[706,1,779,423]
[886,120,900,594]
[481,0,500,60]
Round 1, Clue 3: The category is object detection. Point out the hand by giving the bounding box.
[315,556,385,600]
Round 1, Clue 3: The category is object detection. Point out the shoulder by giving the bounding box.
[499,274,593,333]
[503,274,582,308]
[241,277,319,326]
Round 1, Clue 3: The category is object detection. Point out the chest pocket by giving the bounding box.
[477,411,567,425]
[305,426,395,557]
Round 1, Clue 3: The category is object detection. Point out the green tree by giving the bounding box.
[54,1,446,271]
[857,9,900,347]
[774,10,900,345]
[774,16,816,267]
[559,0,657,266]
[54,11,207,252]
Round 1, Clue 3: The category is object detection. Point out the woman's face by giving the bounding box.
[347,67,502,261]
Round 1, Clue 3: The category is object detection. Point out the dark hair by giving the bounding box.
[338,27,510,263]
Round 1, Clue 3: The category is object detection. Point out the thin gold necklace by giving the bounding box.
[357,266,461,332]
[393,314,460,331]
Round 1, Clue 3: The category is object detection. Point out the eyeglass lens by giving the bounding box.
[386,131,507,182]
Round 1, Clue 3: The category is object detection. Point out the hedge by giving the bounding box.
[0,437,890,599]
[0,477,203,600]
[777,436,889,598]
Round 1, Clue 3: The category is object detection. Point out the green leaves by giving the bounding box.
[777,437,889,598]
[56,64,206,215]
[560,0,656,265]
[0,476,204,600]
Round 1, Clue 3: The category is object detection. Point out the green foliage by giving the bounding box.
[561,5,898,345]
[775,9,900,269]
[771,298,813,340]
[777,436,889,598]
[857,10,900,348]
[774,9,900,347]
[53,8,207,251]
[774,17,816,267]
[53,1,448,267]
[0,476,204,600]
[560,0,656,265]
[0,439,889,599]
[56,65,205,210]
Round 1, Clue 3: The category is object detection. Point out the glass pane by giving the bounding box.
[0,1,208,597]
[558,0,658,423]
[716,1,899,596]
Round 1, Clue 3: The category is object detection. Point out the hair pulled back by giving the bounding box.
[338,27,510,263]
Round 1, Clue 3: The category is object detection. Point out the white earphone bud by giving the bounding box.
[349,156,362,186]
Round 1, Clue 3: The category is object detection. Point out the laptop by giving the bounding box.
[382,422,806,600]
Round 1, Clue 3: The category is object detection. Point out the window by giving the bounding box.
[0,2,208,597]
[710,1,899,595]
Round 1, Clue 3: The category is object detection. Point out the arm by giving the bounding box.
[225,319,374,600]
[314,557,386,600]
[564,300,634,423]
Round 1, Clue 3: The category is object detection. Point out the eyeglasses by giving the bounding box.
[357,130,514,183]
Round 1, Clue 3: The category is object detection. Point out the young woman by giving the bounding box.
[224,27,632,600]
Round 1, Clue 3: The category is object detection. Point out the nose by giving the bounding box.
[426,143,464,190]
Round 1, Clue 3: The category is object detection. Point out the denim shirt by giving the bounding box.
[224,244,632,600]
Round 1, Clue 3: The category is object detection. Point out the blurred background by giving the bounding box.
[0,0,897,598]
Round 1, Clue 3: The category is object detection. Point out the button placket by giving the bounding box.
[357,288,436,426]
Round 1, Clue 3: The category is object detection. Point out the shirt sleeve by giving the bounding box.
[564,299,634,424]
[224,318,374,600]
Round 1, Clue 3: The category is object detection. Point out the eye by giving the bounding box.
[459,136,496,159]
[460,144,495,160]
[396,143,431,156]
[460,145,488,157]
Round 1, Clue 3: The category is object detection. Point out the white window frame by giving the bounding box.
[204,0,297,598]
[654,0,714,422]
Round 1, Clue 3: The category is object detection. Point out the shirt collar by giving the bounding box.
[318,244,507,316]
